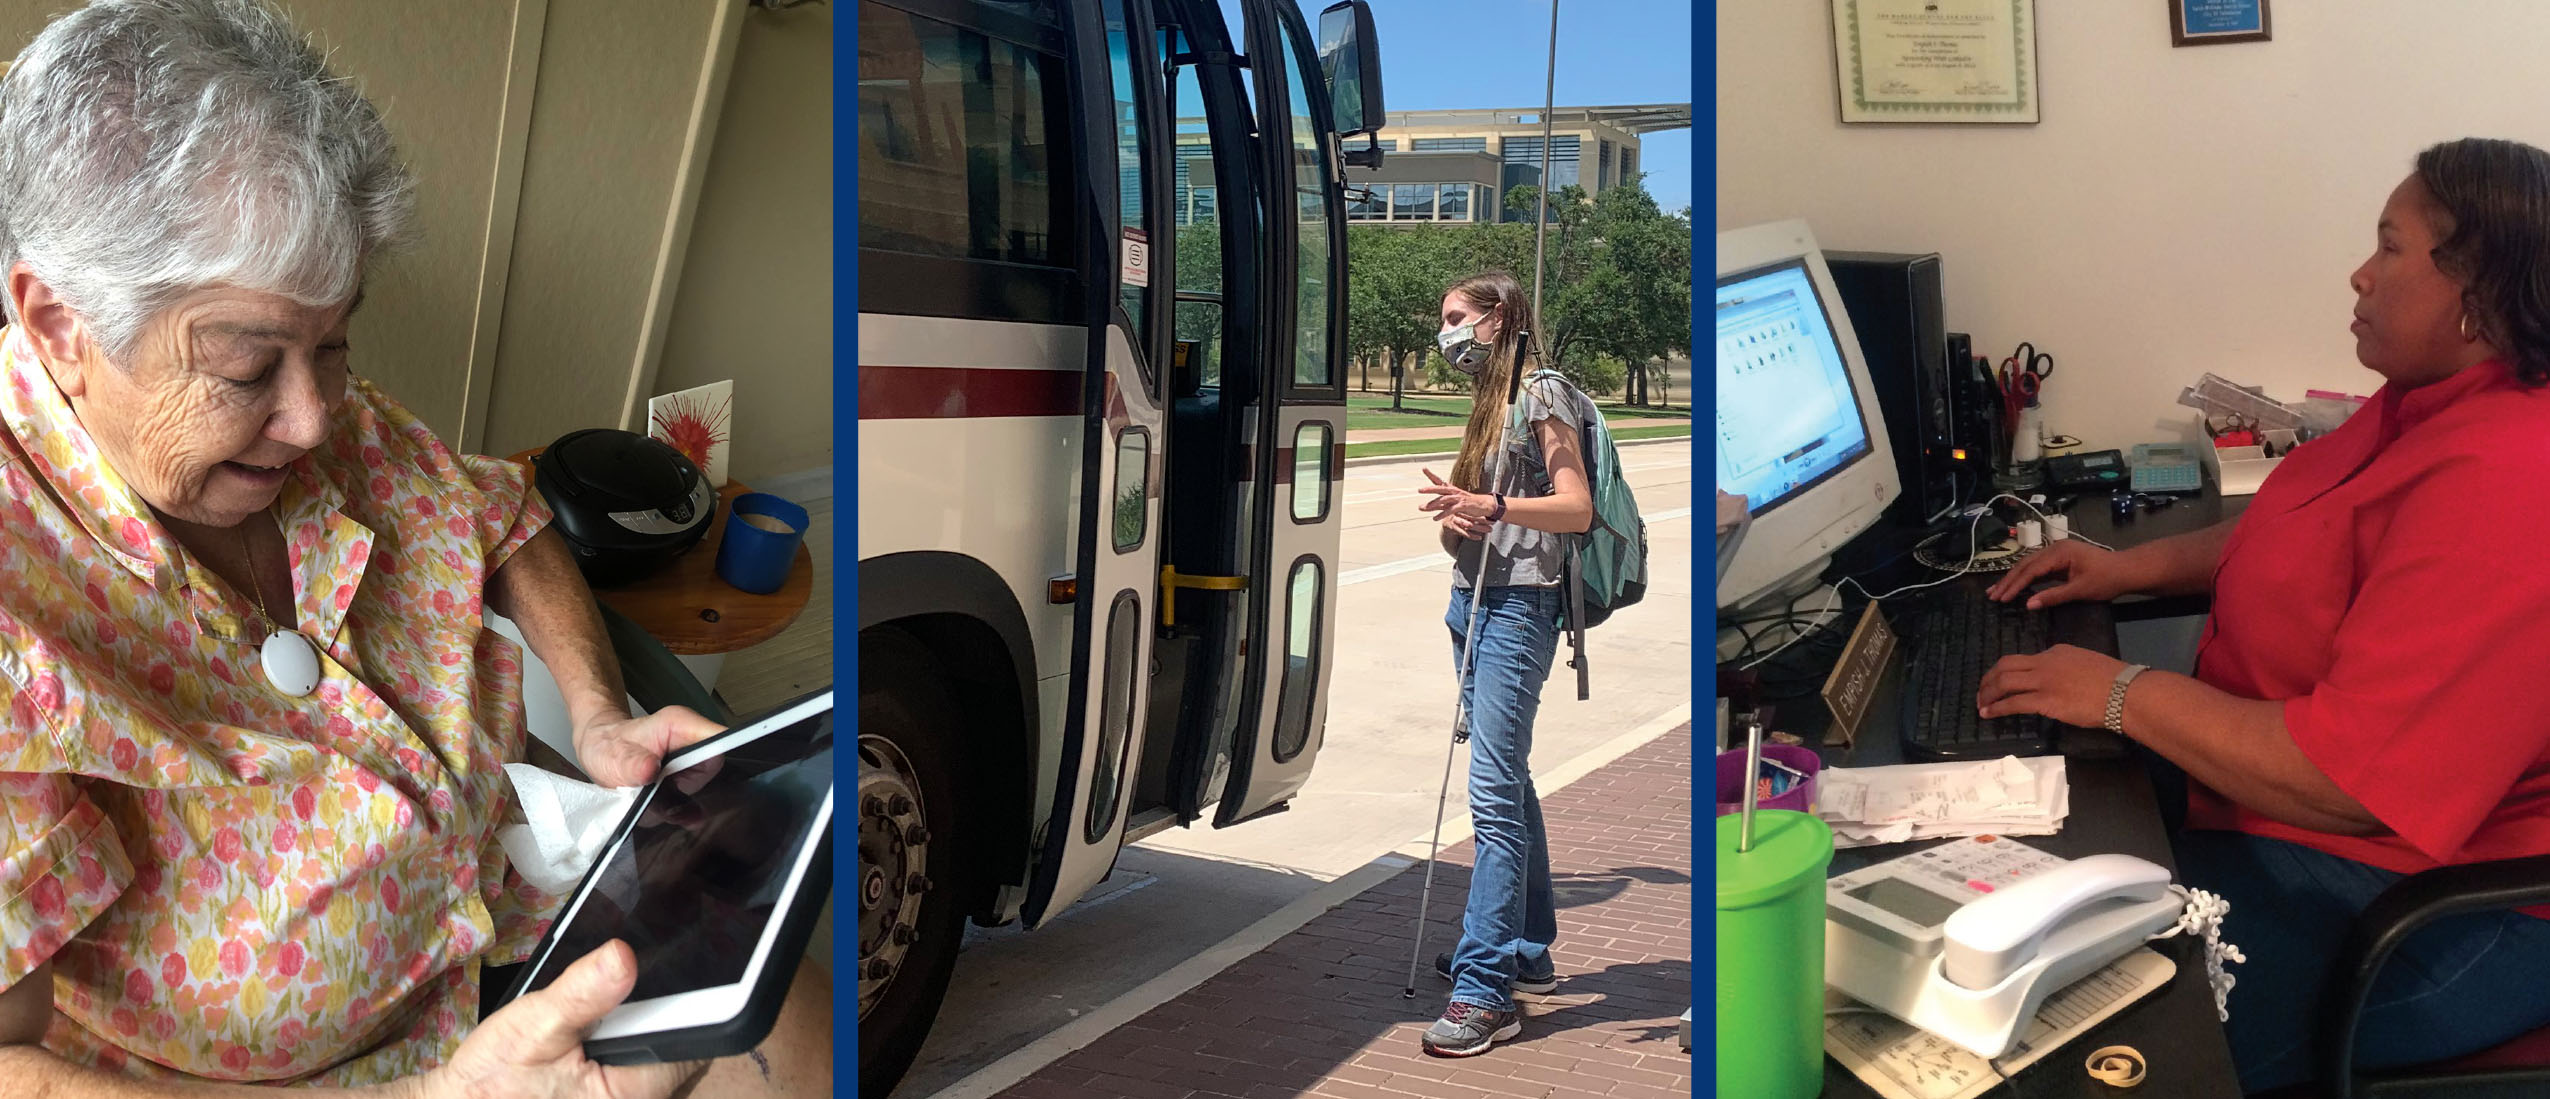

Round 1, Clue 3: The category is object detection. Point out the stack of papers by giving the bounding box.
[1814,756,2069,848]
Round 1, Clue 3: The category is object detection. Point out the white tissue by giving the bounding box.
[498,763,643,896]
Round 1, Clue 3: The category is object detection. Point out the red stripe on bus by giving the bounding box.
[858,366,1084,420]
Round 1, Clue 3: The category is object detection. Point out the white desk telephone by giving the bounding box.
[1826,837,2185,1059]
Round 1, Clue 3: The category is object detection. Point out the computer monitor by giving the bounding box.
[1715,219,1900,616]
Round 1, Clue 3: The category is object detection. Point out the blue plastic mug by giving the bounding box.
[714,492,807,594]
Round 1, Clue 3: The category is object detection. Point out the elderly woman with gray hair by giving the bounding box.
[0,1,827,1095]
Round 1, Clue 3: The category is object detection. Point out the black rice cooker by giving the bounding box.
[532,428,716,588]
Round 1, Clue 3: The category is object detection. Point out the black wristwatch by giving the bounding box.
[1489,493,1507,522]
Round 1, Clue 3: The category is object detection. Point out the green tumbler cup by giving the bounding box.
[1716,808,1834,1099]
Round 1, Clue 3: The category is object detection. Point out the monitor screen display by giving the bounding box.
[1715,259,1872,515]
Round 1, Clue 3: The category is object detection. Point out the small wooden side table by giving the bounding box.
[506,446,815,686]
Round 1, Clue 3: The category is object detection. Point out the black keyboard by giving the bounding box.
[1897,587,2058,760]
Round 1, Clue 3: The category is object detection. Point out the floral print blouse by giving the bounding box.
[0,327,560,1084]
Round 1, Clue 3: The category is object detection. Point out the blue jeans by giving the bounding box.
[1443,585,1563,1012]
[2170,827,2550,1092]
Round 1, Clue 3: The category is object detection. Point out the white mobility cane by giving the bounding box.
[1402,362,1529,1000]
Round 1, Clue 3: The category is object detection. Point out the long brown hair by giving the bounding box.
[1445,271,1541,490]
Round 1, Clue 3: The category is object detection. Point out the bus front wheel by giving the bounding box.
[857,637,965,1095]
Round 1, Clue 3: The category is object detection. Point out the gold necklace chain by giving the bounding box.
[237,513,278,633]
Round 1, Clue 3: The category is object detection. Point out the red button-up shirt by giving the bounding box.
[2193,358,2550,880]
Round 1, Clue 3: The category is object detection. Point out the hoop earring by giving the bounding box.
[2461,312,2480,341]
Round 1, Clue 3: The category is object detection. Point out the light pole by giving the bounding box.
[1529,0,1559,337]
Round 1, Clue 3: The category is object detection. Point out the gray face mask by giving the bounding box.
[1438,321,1490,376]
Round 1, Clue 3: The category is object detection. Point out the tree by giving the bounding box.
[1337,178,1690,410]
[1345,224,1464,409]
[1571,179,1692,406]
[1488,177,1692,406]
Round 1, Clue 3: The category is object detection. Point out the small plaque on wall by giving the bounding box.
[1831,0,2040,125]
[2170,0,2270,47]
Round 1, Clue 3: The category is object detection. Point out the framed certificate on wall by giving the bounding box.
[2169,0,2270,47]
[1831,0,2040,124]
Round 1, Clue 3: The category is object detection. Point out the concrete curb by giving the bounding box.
[914,700,1695,1099]
[1343,430,1691,468]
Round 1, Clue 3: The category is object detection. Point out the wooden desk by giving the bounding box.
[1810,590,2243,1097]
[1745,486,2250,1096]
[508,448,813,657]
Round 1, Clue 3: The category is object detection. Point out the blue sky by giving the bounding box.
[1288,0,1694,213]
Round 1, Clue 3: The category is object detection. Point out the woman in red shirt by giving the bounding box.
[1985,137,2550,1092]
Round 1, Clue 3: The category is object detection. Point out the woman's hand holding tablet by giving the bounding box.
[428,941,709,1098]
[497,689,836,1066]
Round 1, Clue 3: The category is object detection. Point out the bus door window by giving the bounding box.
[1103,0,1162,398]
[1273,557,1325,762]
[1165,22,1224,397]
[1277,28,1337,394]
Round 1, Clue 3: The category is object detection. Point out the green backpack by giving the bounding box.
[1520,370,1649,698]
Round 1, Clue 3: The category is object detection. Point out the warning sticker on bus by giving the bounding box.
[1122,228,1151,288]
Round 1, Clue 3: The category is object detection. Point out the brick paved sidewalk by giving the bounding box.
[997,726,1693,1099]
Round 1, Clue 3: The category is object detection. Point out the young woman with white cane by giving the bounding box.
[1408,271,1599,1056]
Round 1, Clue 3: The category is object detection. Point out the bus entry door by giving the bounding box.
[1022,1,1167,928]
[1215,0,1348,827]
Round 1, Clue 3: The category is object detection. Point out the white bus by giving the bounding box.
[854,0,1384,1088]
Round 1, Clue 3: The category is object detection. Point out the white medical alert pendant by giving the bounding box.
[260,629,321,697]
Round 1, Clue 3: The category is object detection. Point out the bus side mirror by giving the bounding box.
[1316,2,1384,140]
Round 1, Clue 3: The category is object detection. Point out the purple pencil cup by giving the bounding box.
[1716,744,1823,818]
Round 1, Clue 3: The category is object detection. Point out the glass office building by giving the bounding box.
[1169,105,1686,228]
[1335,104,1688,225]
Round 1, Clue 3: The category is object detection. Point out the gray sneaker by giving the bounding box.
[1433,952,1558,995]
[1421,1001,1521,1057]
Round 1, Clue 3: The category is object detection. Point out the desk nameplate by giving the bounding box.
[1822,601,1897,749]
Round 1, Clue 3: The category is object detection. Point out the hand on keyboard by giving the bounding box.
[1901,590,2062,759]
[1976,643,2136,729]
[1987,540,2134,609]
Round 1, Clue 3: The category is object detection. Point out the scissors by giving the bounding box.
[1999,341,2055,435]
[2003,341,2055,393]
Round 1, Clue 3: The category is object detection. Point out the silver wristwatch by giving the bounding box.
[2106,664,2150,734]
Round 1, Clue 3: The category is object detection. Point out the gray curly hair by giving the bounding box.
[0,0,413,361]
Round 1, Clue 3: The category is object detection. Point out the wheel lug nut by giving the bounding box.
[906,874,930,894]
[866,958,894,979]
[889,794,915,815]
[894,926,917,945]
[904,824,929,845]
[863,794,885,817]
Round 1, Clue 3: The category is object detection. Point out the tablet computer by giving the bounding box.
[500,688,833,1064]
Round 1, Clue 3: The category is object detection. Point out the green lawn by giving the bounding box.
[1344,391,1688,433]
[1342,422,1690,460]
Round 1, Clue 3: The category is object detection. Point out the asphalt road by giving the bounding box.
[895,440,1695,1098]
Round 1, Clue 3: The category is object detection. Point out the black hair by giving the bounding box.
[2416,138,2550,386]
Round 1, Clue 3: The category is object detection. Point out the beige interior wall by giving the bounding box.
[653,2,834,485]
[478,0,744,459]
[1718,0,2550,454]
[0,0,522,440]
[3,1,764,462]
